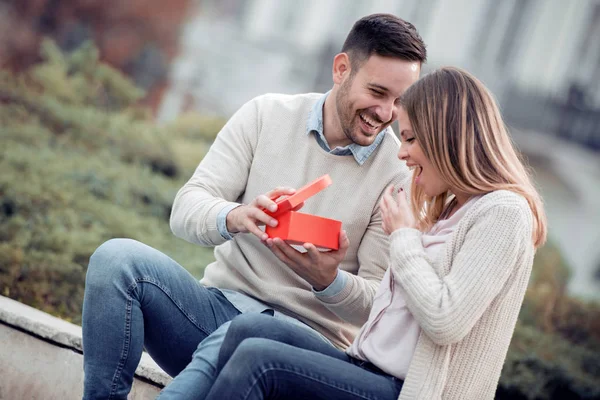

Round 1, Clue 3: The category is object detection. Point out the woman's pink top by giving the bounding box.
[346,196,479,379]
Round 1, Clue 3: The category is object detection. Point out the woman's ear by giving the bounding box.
[332,53,351,85]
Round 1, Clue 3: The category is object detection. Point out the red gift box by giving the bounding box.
[265,175,342,250]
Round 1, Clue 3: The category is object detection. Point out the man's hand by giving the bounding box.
[380,185,415,235]
[226,187,298,241]
[266,231,350,291]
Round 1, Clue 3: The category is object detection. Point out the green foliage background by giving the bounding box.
[0,41,598,399]
[0,39,221,323]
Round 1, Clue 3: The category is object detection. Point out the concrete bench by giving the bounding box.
[0,295,172,399]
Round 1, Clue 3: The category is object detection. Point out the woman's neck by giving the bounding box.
[444,192,472,219]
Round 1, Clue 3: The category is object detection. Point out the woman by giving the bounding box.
[203,67,547,400]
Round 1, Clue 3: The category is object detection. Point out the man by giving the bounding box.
[82,13,426,399]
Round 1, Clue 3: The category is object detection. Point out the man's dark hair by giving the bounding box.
[341,14,427,71]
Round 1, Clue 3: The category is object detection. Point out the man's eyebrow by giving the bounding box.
[368,83,390,92]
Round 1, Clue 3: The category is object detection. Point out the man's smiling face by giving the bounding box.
[335,54,420,147]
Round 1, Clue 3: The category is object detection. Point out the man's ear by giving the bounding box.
[332,53,351,85]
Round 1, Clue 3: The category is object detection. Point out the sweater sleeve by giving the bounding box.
[389,202,531,346]
[170,98,259,246]
[315,195,394,326]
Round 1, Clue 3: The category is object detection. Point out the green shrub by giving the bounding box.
[497,243,600,399]
[0,39,225,323]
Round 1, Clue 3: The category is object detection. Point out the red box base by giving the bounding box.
[265,211,341,250]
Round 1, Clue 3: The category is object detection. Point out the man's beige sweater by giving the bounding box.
[170,93,410,348]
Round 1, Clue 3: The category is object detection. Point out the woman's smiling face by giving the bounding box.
[397,106,450,198]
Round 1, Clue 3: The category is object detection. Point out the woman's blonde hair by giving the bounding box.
[400,67,547,248]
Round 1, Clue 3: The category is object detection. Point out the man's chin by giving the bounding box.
[353,136,376,147]
[353,129,382,146]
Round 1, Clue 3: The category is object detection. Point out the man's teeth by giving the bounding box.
[360,113,379,129]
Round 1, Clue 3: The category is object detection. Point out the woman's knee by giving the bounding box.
[214,338,278,393]
[224,313,283,348]
[229,338,280,367]
[218,314,278,368]
[229,313,274,335]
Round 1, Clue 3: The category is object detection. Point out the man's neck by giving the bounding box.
[322,91,352,149]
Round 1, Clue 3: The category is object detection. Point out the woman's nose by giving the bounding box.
[398,146,408,160]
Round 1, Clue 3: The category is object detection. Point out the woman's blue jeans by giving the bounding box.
[81,238,241,400]
[206,313,403,400]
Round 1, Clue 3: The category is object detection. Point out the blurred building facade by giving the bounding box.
[159,0,600,300]
[0,0,191,111]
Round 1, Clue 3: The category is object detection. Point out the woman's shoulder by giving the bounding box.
[468,190,532,223]
[478,190,528,205]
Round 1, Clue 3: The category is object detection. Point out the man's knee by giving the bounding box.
[86,238,143,285]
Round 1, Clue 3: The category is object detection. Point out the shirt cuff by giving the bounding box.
[312,269,348,298]
[217,203,243,240]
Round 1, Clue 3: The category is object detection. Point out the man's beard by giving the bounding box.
[335,76,357,145]
[335,76,387,146]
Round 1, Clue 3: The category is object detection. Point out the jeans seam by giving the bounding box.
[108,288,134,400]
[245,366,385,400]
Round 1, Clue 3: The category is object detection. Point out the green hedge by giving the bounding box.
[498,244,600,398]
[0,39,222,323]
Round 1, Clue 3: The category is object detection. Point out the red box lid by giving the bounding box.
[267,174,332,217]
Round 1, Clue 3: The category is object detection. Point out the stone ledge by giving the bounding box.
[0,295,172,393]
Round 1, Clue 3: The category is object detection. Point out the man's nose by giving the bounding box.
[376,100,396,123]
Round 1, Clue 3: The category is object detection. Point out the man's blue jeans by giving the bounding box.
[81,238,242,400]
[206,313,403,400]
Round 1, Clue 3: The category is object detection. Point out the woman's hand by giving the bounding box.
[380,185,415,235]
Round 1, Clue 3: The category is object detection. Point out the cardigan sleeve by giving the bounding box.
[389,202,532,346]
[170,97,259,246]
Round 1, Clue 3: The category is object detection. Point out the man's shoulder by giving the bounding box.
[381,126,401,148]
[362,127,410,183]
[372,127,402,159]
[250,92,323,112]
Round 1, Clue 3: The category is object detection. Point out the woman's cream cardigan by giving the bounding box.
[390,190,535,400]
